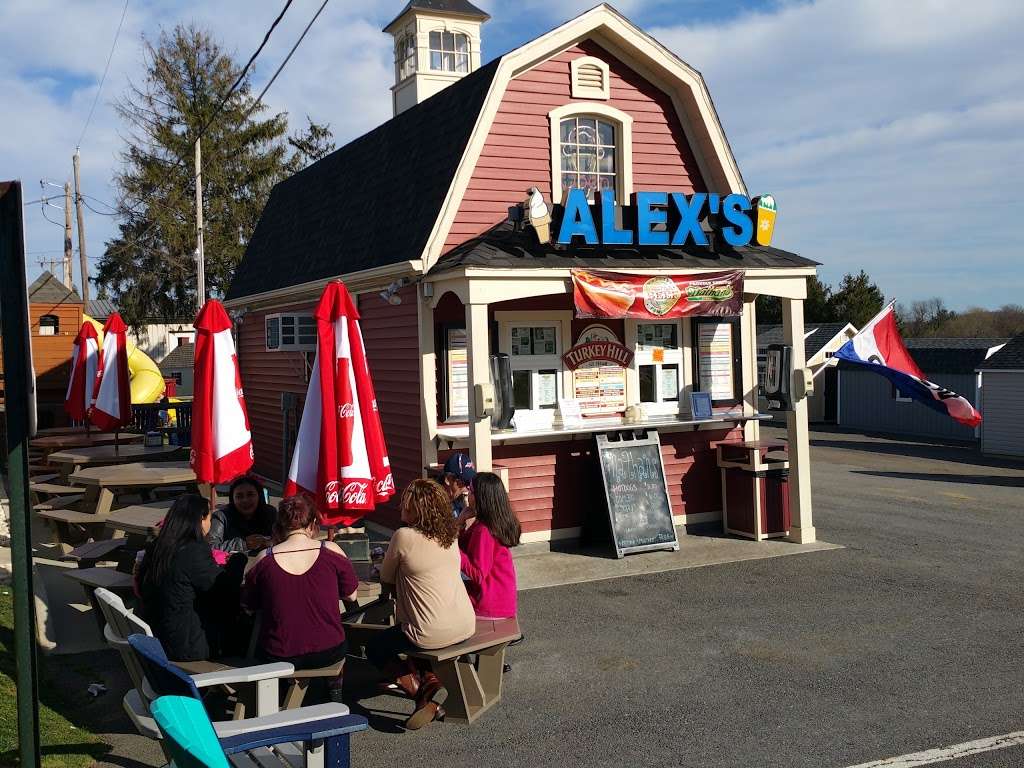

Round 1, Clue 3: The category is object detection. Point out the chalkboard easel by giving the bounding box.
[596,431,680,558]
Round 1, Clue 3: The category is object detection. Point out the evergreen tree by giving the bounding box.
[96,26,332,324]
[828,270,886,328]
[755,275,833,325]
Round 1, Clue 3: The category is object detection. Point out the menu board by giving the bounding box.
[596,431,679,558]
[445,327,468,419]
[570,324,628,416]
[697,321,735,401]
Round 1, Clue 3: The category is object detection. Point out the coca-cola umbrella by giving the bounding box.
[90,312,132,444]
[285,281,395,526]
[65,321,101,424]
[190,299,254,485]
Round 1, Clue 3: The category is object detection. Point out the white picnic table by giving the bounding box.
[69,461,198,516]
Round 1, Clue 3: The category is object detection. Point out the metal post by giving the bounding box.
[0,180,42,768]
[194,137,205,309]
[72,151,90,305]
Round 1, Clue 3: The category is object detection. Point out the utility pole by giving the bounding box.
[63,182,73,289]
[194,137,205,309]
[72,150,90,305]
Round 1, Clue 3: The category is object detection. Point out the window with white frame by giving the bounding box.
[428,30,469,73]
[266,313,316,351]
[559,116,617,201]
[395,32,416,81]
[506,323,561,420]
[635,321,684,413]
[38,314,59,336]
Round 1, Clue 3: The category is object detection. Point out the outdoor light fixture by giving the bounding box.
[379,278,409,305]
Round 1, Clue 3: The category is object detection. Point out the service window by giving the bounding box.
[691,317,742,407]
[505,322,562,427]
[440,325,469,422]
[635,321,683,414]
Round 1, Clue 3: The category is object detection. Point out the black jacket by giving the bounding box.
[208,503,276,553]
[139,542,246,662]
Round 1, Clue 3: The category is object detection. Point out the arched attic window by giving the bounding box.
[395,32,416,81]
[548,103,634,204]
[428,30,469,73]
[39,314,59,336]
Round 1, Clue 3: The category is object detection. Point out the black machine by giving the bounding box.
[763,343,793,411]
[489,353,516,430]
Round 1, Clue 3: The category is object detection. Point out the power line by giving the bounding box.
[77,0,130,150]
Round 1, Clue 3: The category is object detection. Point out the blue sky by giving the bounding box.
[3,0,1022,310]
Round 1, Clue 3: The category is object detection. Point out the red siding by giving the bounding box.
[358,286,422,531]
[444,39,707,252]
[236,302,313,484]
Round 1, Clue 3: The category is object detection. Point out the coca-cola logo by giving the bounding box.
[325,480,340,505]
[376,473,395,495]
[248,444,254,460]
[343,481,369,506]
[236,387,244,398]
[338,403,355,419]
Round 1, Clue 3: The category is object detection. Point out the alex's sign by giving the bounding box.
[554,189,777,248]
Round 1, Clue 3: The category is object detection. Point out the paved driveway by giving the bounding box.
[75,427,1024,768]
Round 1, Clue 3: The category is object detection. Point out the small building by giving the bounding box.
[1,271,84,427]
[87,298,195,363]
[225,2,822,545]
[158,342,195,398]
[838,338,1006,442]
[757,322,855,423]
[977,334,1024,459]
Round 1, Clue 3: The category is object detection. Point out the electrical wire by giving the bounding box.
[82,199,118,216]
[77,0,130,150]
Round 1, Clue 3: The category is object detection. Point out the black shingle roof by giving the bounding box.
[757,323,853,357]
[430,220,818,274]
[977,334,1024,371]
[28,271,82,305]
[227,57,501,301]
[904,337,1008,374]
[159,342,195,371]
[385,0,489,30]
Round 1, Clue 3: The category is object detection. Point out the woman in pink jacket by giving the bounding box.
[459,472,520,619]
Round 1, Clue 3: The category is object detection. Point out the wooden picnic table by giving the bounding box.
[31,432,144,455]
[69,460,198,516]
[34,425,89,437]
[48,443,186,479]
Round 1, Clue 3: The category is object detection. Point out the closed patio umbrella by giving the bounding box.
[285,281,395,526]
[90,312,131,434]
[65,321,100,423]
[190,299,254,485]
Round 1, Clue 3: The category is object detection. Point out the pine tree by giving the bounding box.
[828,270,886,328]
[96,26,332,325]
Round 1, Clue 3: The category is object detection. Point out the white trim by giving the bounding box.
[496,310,573,428]
[520,526,581,544]
[626,318,686,415]
[570,55,610,99]
[548,102,634,205]
[264,312,316,352]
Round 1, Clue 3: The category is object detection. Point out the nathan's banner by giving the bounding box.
[572,269,743,320]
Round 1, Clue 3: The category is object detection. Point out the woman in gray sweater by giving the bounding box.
[208,475,277,553]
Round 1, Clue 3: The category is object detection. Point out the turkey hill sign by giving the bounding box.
[553,189,777,248]
[562,334,634,370]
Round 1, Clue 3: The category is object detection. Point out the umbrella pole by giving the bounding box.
[114,428,119,456]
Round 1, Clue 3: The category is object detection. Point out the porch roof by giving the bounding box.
[429,220,818,274]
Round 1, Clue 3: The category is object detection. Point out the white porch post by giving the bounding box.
[418,283,438,476]
[465,301,493,472]
[782,297,816,543]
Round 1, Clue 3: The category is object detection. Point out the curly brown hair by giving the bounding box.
[401,479,460,548]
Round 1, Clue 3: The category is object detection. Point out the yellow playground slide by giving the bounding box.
[84,314,166,404]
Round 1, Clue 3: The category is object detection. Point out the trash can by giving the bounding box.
[762,468,791,537]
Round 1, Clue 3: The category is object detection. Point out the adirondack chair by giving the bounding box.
[151,693,366,768]
[130,635,366,768]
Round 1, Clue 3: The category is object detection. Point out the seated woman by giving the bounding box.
[366,479,476,730]
[137,494,247,665]
[208,475,277,554]
[459,472,520,619]
[242,495,359,686]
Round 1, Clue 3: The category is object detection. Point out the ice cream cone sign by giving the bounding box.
[752,195,777,246]
[524,187,552,244]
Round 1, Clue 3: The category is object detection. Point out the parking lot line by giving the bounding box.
[844,731,1024,767]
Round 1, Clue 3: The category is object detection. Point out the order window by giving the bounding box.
[508,324,561,413]
[635,321,683,413]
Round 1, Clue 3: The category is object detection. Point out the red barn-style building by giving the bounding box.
[226,2,819,545]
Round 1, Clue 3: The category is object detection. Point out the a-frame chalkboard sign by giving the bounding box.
[595,431,680,558]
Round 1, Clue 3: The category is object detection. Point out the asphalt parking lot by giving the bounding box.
[68,427,1024,768]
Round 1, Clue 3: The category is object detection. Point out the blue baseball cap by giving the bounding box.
[442,453,476,485]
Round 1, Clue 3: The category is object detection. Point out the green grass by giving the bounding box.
[0,587,109,768]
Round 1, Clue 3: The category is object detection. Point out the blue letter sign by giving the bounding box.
[556,188,598,245]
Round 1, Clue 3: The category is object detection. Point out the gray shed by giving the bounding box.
[977,334,1024,458]
[838,338,1006,442]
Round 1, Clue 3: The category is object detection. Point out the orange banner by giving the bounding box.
[571,269,743,319]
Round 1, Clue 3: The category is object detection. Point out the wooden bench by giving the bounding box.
[407,617,521,724]
[62,538,129,568]
[35,508,112,550]
[30,481,84,497]
[32,494,85,511]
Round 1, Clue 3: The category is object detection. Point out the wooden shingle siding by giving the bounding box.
[358,286,422,531]
[444,39,706,252]
[980,372,1024,457]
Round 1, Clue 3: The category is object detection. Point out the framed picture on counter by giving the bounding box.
[690,391,713,420]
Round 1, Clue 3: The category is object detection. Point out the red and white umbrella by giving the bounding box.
[90,312,131,431]
[65,321,101,422]
[285,281,395,526]
[190,300,253,484]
